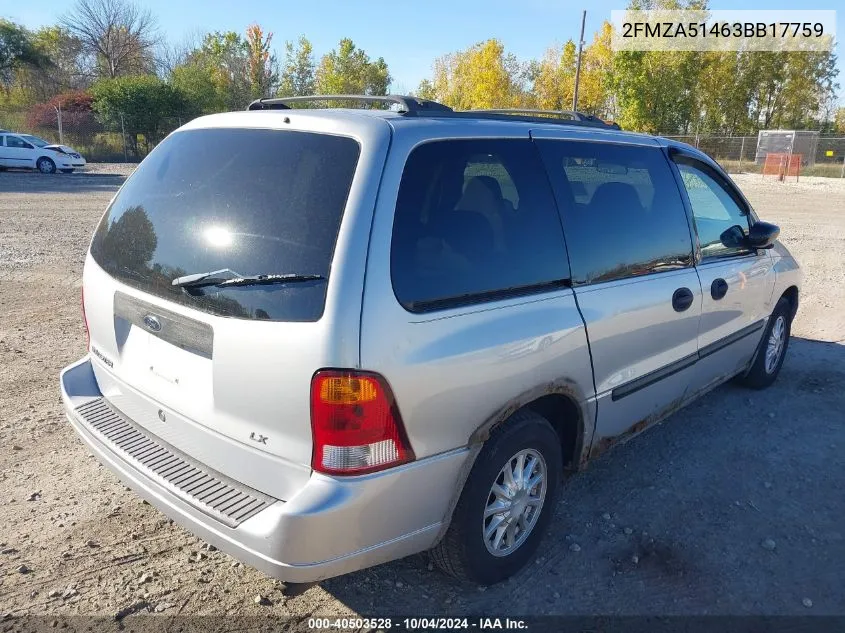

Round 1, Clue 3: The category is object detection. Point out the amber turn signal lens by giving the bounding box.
[318,376,378,404]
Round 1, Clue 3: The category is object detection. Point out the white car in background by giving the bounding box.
[0,132,86,174]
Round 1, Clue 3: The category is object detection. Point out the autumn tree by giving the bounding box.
[245,24,278,99]
[578,21,616,117]
[834,108,845,134]
[62,0,158,79]
[532,40,577,111]
[421,39,529,110]
[278,36,315,97]
[531,25,617,118]
[27,90,99,142]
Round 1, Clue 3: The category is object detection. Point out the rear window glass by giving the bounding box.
[90,128,360,322]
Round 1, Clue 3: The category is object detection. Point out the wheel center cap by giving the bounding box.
[511,492,528,518]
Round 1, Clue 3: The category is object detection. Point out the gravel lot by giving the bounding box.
[1,166,844,623]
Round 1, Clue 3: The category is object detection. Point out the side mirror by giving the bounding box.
[746,221,780,249]
[719,224,746,248]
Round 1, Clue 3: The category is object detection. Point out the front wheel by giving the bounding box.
[738,297,792,389]
[37,157,56,174]
[431,409,562,585]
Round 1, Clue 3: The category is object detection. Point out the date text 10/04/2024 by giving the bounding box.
[307,617,529,630]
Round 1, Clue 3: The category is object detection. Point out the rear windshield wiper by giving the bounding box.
[172,269,324,290]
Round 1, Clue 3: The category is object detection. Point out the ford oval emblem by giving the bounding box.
[142,314,162,332]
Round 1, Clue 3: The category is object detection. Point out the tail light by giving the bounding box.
[310,370,414,475]
[81,287,90,350]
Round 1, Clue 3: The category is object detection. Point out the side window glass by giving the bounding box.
[391,139,570,312]
[7,136,32,149]
[537,141,694,285]
[675,159,751,259]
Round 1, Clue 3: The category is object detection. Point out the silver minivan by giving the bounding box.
[60,95,801,585]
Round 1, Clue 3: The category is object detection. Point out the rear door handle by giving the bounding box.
[711,278,728,300]
[672,287,694,312]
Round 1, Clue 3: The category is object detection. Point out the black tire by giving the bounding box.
[431,409,563,585]
[738,297,792,389]
[37,157,56,174]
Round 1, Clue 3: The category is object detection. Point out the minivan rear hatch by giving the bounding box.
[84,122,363,472]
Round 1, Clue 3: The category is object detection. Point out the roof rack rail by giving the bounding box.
[466,108,621,130]
[244,94,621,130]
[246,94,454,115]
[471,108,584,120]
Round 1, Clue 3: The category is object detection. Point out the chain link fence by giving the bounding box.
[660,133,845,177]
[3,103,845,175]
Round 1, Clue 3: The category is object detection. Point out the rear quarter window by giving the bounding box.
[390,139,570,312]
[89,127,360,322]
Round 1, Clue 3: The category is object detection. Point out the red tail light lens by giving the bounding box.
[81,287,90,350]
[310,370,414,475]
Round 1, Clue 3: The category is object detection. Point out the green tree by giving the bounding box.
[170,61,225,115]
[91,74,186,153]
[0,19,51,91]
[171,26,277,111]
[611,0,704,133]
[197,31,250,109]
[775,51,839,129]
[97,205,157,272]
[14,26,87,101]
[415,78,436,100]
[278,35,315,97]
[315,38,391,97]
[693,52,756,134]
[745,51,839,131]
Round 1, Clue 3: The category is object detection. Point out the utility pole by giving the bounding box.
[572,10,587,112]
[54,105,63,144]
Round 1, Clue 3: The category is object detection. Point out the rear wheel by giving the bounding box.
[37,157,56,174]
[739,297,792,389]
[431,409,562,585]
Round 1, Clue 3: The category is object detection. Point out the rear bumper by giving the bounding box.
[60,356,470,583]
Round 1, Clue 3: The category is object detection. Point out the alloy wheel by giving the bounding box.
[482,448,547,557]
